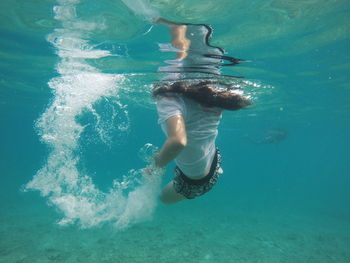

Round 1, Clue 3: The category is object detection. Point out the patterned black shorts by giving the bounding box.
[173,148,221,199]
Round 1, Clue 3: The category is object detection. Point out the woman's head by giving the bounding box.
[153,81,252,110]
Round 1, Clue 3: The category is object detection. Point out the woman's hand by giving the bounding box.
[142,164,165,180]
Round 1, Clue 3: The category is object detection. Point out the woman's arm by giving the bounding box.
[156,18,191,60]
[154,115,187,167]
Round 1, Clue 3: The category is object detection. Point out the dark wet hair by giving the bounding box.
[152,81,252,110]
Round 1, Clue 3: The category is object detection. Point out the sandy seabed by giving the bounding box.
[1,194,349,263]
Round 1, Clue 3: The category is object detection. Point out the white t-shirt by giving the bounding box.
[156,94,222,177]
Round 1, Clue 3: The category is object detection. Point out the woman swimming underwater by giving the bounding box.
[147,18,252,204]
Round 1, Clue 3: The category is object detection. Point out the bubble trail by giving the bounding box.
[25,0,162,229]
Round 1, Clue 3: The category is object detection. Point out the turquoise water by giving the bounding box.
[1,0,350,262]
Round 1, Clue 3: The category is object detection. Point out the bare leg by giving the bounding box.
[159,181,187,204]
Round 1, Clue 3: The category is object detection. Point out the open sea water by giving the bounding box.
[1,0,350,262]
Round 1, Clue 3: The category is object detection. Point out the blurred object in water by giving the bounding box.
[243,128,288,145]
